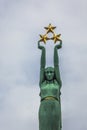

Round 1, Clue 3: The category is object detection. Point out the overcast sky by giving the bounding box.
[0,0,87,130]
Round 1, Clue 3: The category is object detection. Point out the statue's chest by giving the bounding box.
[41,82,59,95]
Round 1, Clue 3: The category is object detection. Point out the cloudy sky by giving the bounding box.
[0,0,87,130]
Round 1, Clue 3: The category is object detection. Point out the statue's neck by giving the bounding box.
[46,80,54,84]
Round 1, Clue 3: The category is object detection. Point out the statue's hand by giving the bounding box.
[38,41,45,50]
[55,40,62,49]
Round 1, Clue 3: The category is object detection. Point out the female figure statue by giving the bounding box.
[38,40,62,130]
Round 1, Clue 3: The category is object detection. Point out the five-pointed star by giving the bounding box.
[44,23,56,33]
[51,33,61,43]
[39,34,49,44]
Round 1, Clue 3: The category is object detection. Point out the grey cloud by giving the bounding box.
[0,0,87,130]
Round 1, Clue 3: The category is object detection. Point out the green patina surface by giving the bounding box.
[38,41,62,130]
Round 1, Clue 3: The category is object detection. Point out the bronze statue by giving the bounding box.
[38,24,62,130]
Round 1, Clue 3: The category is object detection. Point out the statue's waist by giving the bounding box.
[41,96,59,102]
[40,90,59,99]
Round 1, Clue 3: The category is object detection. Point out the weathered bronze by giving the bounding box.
[38,24,62,130]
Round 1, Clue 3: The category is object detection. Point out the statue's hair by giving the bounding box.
[45,67,54,72]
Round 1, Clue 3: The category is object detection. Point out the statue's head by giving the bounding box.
[45,67,54,81]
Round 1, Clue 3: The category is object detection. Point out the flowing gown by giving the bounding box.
[39,80,61,130]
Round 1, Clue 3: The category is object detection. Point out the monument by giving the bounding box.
[38,24,62,130]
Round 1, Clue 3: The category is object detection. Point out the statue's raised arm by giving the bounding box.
[54,40,62,87]
[38,41,46,86]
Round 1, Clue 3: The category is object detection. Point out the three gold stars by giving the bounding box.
[39,23,61,44]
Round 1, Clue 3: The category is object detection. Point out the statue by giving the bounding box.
[38,24,62,130]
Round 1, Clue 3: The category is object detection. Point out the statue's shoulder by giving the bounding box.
[54,80,60,87]
[41,80,47,87]
[54,79,58,84]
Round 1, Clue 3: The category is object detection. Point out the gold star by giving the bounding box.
[51,33,61,43]
[44,23,56,33]
[39,34,49,44]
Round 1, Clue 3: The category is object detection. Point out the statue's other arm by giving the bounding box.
[38,42,46,86]
[54,40,62,87]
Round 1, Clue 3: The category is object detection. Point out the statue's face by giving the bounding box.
[45,67,54,81]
